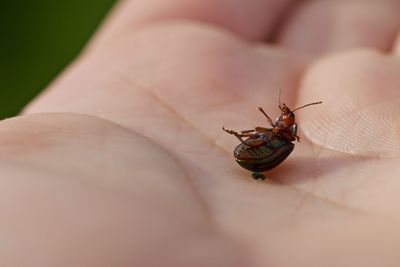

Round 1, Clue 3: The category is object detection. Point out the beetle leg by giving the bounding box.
[241,129,255,134]
[236,134,255,144]
[223,127,253,137]
[257,107,275,127]
[255,126,269,132]
[222,126,237,135]
[252,172,266,180]
[291,123,298,135]
[222,127,252,143]
[263,137,276,150]
[290,123,300,142]
[255,127,278,149]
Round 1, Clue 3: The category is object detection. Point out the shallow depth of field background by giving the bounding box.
[0,1,116,117]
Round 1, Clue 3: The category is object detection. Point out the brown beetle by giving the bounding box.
[223,95,322,180]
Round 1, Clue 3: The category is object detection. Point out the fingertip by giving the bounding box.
[299,49,400,157]
[276,0,400,55]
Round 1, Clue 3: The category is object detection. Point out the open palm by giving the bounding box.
[4,1,400,266]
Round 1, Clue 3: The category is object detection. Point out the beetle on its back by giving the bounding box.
[223,95,322,180]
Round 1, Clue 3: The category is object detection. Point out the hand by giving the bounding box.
[3,1,400,266]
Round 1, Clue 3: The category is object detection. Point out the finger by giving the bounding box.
[92,0,294,45]
[275,0,400,54]
[394,30,400,55]
[269,49,400,216]
[0,113,248,267]
[294,49,400,211]
[299,49,400,158]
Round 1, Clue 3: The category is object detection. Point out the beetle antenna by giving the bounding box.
[278,89,282,109]
[292,101,322,113]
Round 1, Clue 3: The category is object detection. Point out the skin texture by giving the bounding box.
[3,0,400,266]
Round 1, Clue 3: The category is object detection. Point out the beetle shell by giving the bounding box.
[234,130,294,172]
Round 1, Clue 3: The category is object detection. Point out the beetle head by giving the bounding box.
[279,103,293,115]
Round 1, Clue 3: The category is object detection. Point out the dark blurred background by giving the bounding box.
[0,1,116,117]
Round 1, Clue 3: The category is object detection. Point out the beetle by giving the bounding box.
[223,96,322,180]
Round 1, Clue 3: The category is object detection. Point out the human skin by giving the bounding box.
[2,0,400,266]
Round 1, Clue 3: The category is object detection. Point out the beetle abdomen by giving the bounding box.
[233,135,294,172]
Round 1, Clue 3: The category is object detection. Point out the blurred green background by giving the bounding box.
[0,0,116,118]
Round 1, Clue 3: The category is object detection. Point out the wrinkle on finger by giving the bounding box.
[91,0,294,48]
